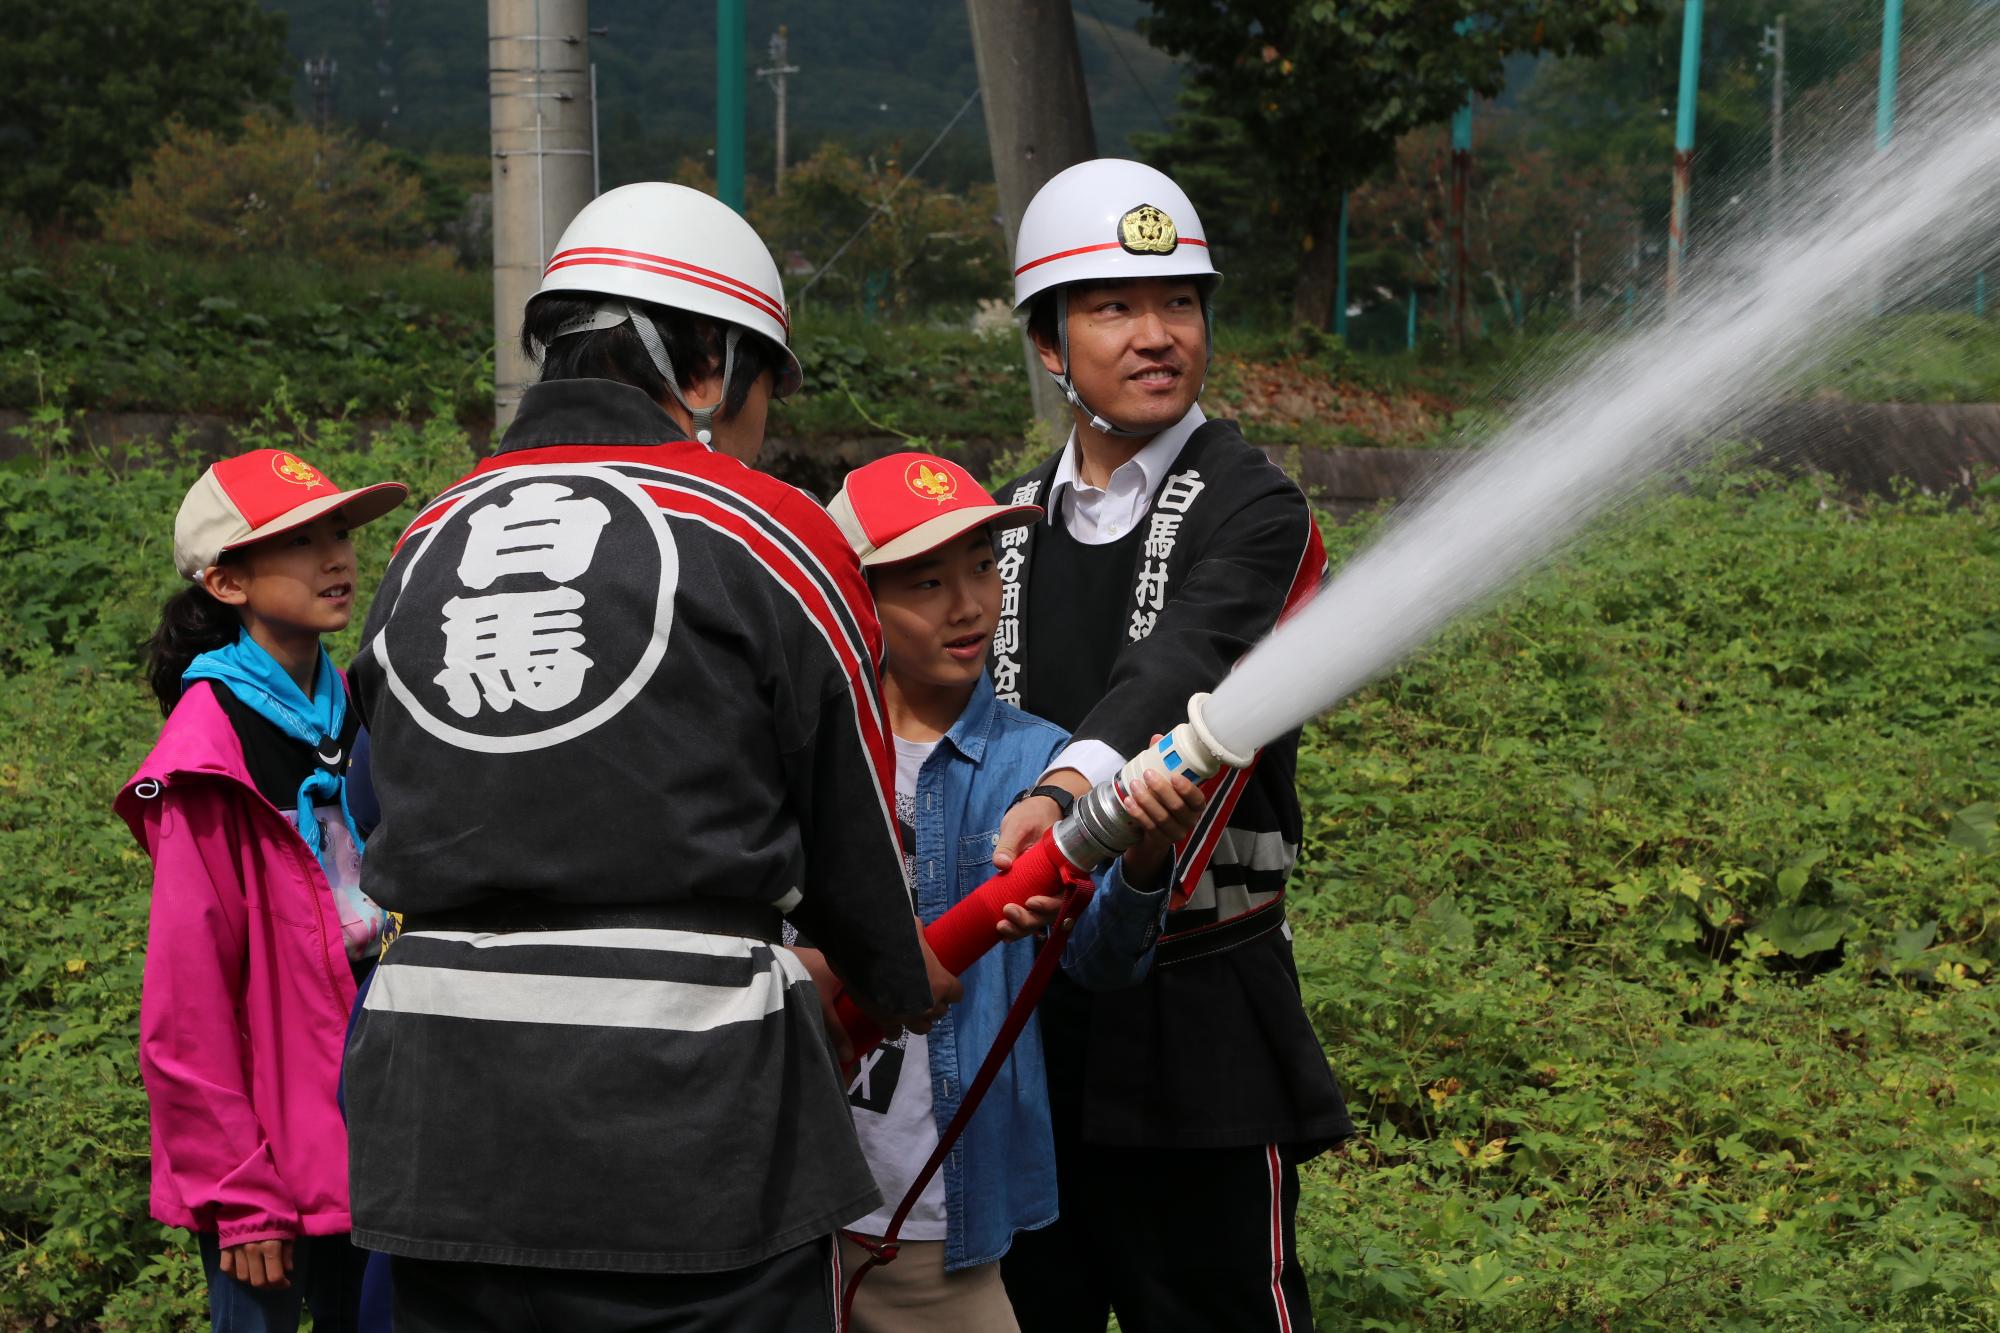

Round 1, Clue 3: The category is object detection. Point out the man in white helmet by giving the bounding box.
[987,160,1353,1331]
[343,183,952,1330]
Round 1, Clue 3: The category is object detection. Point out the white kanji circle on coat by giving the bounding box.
[372,464,680,754]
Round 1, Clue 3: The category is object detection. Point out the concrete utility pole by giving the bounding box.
[489,0,595,432]
[304,55,337,135]
[756,28,799,195]
[1762,16,1785,217]
[965,0,1098,443]
[1665,0,1703,308]
[717,0,746,211]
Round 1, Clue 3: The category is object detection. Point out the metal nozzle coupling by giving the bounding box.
[1047,692,1255,870]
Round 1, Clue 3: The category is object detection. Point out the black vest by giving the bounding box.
[1020,514,1144,734]
[998,418,1353,1151]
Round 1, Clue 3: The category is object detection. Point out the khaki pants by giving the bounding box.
[838,1236,1019,1333]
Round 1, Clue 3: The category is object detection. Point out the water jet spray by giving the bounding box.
[837,27,2000,1058]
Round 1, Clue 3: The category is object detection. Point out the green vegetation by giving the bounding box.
[4,401,1997,1327]
[1292,473,2000,1326]
[6,245,1999,457]
[0,246,492,422]
[0,0,287,228]
[1818,313,2000,404]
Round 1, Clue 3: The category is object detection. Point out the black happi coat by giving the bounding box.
[1000,417,1354,1150]
[344,380,931,1272]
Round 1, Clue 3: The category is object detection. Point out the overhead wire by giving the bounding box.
[795,87,983,302]
[1078,0,1173,130]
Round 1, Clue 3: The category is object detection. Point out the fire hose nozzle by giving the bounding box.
[1049,692,1255,870]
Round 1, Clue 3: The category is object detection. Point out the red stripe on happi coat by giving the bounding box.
[1166,508,1329,907]
[638,480,896,835]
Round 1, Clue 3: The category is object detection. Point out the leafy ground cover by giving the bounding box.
[7,242,1995,457]
[0,244,494,424]
[3,402,1996,1328]
[1816,313,2000,404]
[1292,474,2000,1327]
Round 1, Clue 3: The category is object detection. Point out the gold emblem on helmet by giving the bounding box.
[1118,204,1179,256]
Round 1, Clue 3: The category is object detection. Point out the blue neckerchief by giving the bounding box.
[183,630,364,880]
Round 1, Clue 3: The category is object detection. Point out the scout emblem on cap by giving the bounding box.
[1118,204,1178,256]
[906,460,958,504]
[272,452,328,489]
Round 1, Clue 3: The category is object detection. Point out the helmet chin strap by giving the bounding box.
[538,300,738,447]
[1046,287,1214,440]
[627,304,739,447]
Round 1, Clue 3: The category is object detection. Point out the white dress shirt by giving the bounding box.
[1041,405,1207,786]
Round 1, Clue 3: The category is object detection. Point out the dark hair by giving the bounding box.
[1024,279,1216,354]
[145,576,242,716]
[520,294,781,420]
[1026,291,1062,353]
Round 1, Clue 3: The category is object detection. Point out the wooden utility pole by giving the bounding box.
[965,0,1097,443]
[489,0,594,431]
[756,27,799,194]
[1763,16,1786,218]
[1572,227,1583,320]
[1450,101,1472,352]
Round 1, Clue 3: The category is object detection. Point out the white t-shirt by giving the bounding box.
[846,733,947,1239]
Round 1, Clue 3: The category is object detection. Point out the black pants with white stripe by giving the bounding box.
[1001,1141,1312,1333]
[388,1235,840,1333]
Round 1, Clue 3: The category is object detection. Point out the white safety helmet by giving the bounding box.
[529,182,804,445]
[1011,159,1220,436]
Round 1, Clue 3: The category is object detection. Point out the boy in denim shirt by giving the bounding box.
[805,453,1204,1331]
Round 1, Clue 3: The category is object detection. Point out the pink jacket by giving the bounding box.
[116,681,358,1245]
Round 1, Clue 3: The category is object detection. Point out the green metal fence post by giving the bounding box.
[1876,0,1903,152]
[1407,289,1417,351]
[717,0,746,211]
[1666,0,1703,307]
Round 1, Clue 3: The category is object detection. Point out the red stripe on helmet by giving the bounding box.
[544,248,789,331]
[1013,235,1209,278]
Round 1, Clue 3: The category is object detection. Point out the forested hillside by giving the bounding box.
[265,0,1182,186]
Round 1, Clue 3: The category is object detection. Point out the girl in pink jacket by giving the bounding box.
[116,449,405,1333]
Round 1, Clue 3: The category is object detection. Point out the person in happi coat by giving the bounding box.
[342,183,951,1332]
[989,159,1355,1333]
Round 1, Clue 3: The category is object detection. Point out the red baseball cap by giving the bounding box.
[174,448,408,579]
[828,453,1042,567]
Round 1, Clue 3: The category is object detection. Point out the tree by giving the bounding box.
[1349,117,1645,324]
[98,114,428,262]
[0,0,288,229]
[1513,0,1888,252]
[1131,85,1295,327]
[1140,0,1661,327]
[750,143,1007,316]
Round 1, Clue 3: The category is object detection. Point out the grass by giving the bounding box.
[2,400,1997,1327]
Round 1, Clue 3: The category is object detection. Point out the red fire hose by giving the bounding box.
[834,829,1096,1322]
[833,828,1087,1057]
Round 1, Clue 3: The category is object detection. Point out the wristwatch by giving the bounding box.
[1010,783,1076,818]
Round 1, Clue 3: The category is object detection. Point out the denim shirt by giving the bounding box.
[906,677,1170,1272]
